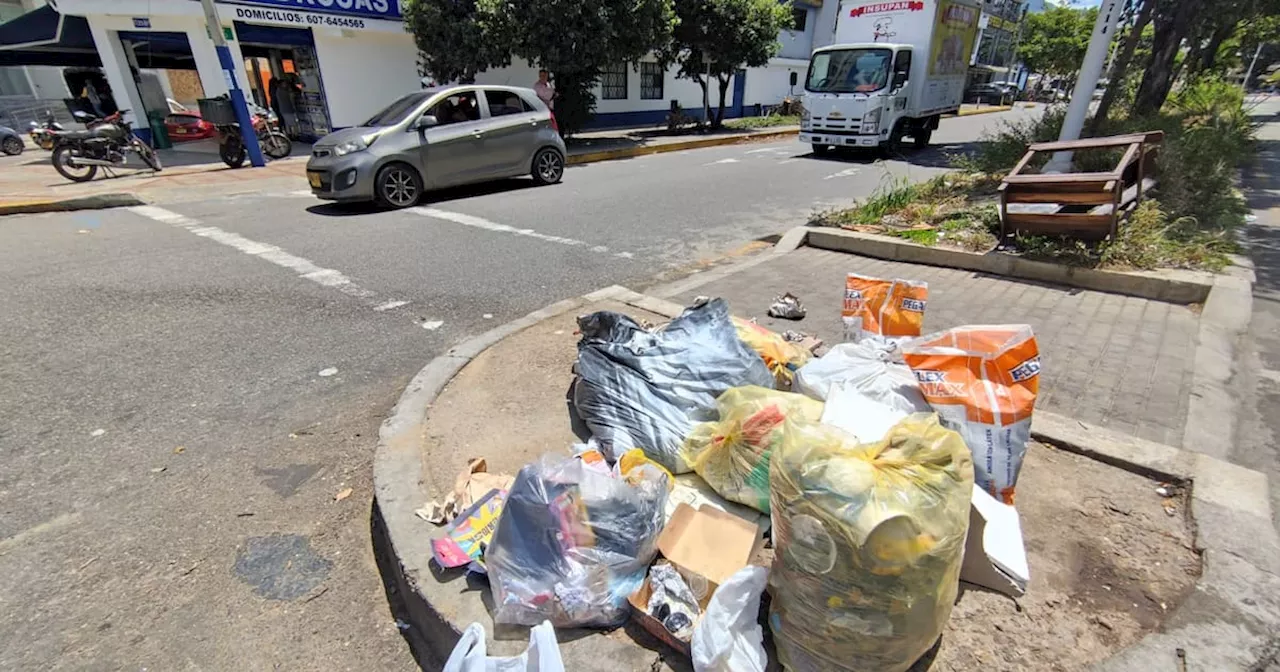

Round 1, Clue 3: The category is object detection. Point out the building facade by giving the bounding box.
[33,0,823,137]
[0,0,74,125]
[969,0,1027,88]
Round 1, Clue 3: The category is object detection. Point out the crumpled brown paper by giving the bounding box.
[415,458,514,525]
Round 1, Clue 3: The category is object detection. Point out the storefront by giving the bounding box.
[47,0,420,141]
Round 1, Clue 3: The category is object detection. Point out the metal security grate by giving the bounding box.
[601,62,627,100]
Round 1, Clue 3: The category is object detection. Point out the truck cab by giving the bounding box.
[800,43,935,155]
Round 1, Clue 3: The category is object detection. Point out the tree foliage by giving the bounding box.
[482,0,678,135]
[1016,5,1096,78]
[402,0,510,84]
[660,0,792,128]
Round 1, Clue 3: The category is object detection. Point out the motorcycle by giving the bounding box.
[27,111,64,151]
[215,106,292,168]
[50,110,162,182]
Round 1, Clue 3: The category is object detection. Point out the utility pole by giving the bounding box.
[1043,0,1122,173]
[1242,42,1264,92]
[200,0,264,167]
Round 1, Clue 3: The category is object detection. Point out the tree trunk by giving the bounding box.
[1132,2,1196,116]
[1192,23,1235,75]
[713,74,731,129]
[1088,0,1154,134]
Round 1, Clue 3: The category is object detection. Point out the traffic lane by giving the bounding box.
[0,207,506,669]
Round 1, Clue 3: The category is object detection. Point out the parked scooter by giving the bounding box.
[27,111,64,151]
[50,110,162,182]
[215,105,292,168]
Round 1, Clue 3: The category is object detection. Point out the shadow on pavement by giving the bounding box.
[1245,138,1280,295]
[303,179,545,217]
[801,140,980,169]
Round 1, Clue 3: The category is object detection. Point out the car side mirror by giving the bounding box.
[893,73,909,91]
[790,72,798,87]
[414,115,438,130]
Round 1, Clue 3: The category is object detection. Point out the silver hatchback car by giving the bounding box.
[306,85,566,208]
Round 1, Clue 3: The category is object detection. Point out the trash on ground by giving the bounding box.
[334,487,353,502]
[691,565,769,672]
[665,474,770,535]
[903,325,1040,504]
[767,292,807,320]
[570,298,774,473]
[733,318,812,388]
[430,488,507,570]
[416,458,514,525]
[646,562,702,641]
[821,383,915,443]
[960,486,1029,597]
[682,386,824,513]
[842,273,928,342]
[769,414,973,672]
[794,338,930,410]
[442,620,565,672]
[485,452,667,627]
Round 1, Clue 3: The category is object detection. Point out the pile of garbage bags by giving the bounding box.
[440,271,1040,672]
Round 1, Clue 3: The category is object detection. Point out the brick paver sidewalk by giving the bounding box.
[675,246,1198,446]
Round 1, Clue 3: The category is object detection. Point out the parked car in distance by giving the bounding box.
[0,124,23,155]
[164,110,216,141]
[306,84,566,208]
[965,83,1013,103]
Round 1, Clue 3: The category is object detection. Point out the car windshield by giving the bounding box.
[362,92,431,127]
[807,48,892,94]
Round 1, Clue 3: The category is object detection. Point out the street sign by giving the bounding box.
[132,17,150,28]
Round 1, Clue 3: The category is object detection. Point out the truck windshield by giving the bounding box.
[807,48,893,94]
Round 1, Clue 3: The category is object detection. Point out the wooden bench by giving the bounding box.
[999,131,1164,241]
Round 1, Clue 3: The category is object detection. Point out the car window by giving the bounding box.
[426,91,483,127]
[364,92,431,127]
[483,90,534,118]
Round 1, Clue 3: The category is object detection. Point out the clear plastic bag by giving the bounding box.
[732,318,812,388]
[571,299,775,473]
[485,453,669,628]
[768,414,974,672]
[682,386,823,514]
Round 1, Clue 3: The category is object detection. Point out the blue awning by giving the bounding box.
[0,5,100,67]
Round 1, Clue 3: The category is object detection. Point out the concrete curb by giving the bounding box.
[0,192,145,216]
[1182,258,1255,461]
[955,105,1014,117]
[374,275,1279,669]
[805,227,1217,304]
[566,128,798,165]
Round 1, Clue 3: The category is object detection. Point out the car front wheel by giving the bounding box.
[531,148,564,185]
[374,163,423,209]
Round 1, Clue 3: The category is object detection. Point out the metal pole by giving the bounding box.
[1044,0,1123,173]
[201,0,264,167]
[1242,42,1264,91]
[703,57,711,126]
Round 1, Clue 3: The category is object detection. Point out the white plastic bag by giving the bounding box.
[793,339,930,414]
[442,621,565,672]
[691,566,768,672]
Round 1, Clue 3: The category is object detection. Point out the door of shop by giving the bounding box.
[233,22,331,143]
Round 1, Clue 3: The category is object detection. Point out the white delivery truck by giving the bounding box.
[800,0,981,155]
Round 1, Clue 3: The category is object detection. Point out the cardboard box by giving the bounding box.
[960,486,1030,596]
[628,503,764,656]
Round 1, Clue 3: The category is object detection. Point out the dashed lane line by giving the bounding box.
[411,207,635,259]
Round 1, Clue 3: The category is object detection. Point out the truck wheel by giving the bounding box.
[881,121,906,158]
[913,127,933,149]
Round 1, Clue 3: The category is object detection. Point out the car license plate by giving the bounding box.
[175,129,186,134]
[308,172,322,188]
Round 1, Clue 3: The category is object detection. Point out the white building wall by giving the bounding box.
[311,29,419,128]
[743,58,808,109]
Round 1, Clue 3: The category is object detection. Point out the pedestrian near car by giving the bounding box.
[534,70,554,110]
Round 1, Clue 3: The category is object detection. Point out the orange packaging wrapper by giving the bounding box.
[842,273,928,341]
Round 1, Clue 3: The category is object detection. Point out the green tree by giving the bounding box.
[1016,5,1096,80]
[402,0,510,84]
[484,0,678,135]
[661,0,792,128]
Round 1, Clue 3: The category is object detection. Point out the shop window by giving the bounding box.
[484,90,534,117]
[791,7,808,31]
[429,91,482,125]
[0,67,32,97]
[601,63,627,100]
[640,62,663,100]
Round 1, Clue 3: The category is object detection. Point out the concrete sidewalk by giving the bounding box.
[374,237,1279,670]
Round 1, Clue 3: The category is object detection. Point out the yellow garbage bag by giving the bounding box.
[732,318,812,388]
[768,414,974,672]
[682,386,823,514]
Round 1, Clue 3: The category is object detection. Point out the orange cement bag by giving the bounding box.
[902,325,1040,504]
[842,273,928,341]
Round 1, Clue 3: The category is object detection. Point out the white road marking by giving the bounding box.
[420,320,444,331]
[778,158,802,165]
[745,147,788,155]
[824,168,861,180]
[412,207,634,258]
[129,205,414,316]
[318,367,338,377]
[704,158,740,166]
[373,300,410,312]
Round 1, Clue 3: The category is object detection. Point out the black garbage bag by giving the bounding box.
[570,298,775,473]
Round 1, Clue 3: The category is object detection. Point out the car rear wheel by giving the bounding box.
[531,148,564,185]
[1,135,23,155]
[375,163,423,208]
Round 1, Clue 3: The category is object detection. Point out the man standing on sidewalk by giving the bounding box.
[534,69,555,110]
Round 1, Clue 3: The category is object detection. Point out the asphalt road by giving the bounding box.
[0,106,1035,670]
